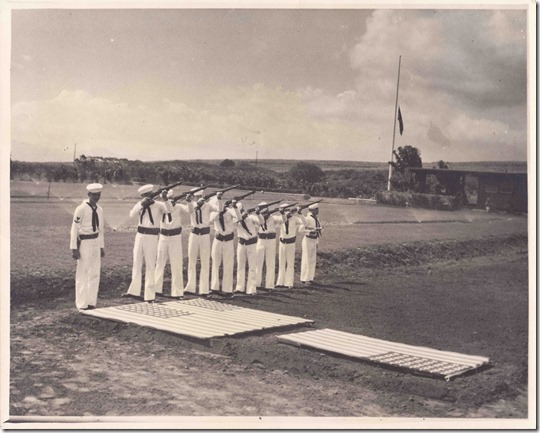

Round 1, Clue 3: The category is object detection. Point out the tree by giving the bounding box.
[390,145,422,192]
[288,162,325,185]
[437,160,449,169]
[219,159,236,167]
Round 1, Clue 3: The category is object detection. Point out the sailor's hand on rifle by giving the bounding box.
[296,206,302,214]
[216,192,223,200]
[71,249,80,260]
[142,197,153,207]
[160,189,168,199]
[231,200,237,208]
[255,206,261,215]
[185,194,193,202]
[285,211,292,218]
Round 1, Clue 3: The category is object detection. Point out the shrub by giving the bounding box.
[376,191,461,211]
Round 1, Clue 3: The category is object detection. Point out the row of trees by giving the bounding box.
[10,146,427,199]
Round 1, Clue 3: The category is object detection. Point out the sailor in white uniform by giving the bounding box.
[155,189,190,298]
[70,183,105,311]
[300,203,323,284]
[276,204,305,289]
[255,202,285,291]
[125,184,173,302]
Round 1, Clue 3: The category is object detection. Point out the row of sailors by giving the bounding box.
[70,183,322,310]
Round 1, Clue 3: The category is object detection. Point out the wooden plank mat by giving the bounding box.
[81,299,313,341]
[278,328,489,381]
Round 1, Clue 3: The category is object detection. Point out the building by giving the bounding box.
[408,168,528,213]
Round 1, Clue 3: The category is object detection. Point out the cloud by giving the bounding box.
[344,9,527,161]
[11,85,374,162]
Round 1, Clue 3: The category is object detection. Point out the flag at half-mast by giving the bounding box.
[397,106,404,135]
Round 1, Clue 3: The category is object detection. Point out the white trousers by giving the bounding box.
[301,237,318,282]
[211,237,235,293]
[276,240,296,288]
[75,237,101,309]
[185,233,210,295]
[255,238,277,289]
[155,234,184,297]
[127,233,158,301]
[236,243,258,294]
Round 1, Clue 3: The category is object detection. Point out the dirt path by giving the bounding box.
[10,250,528,420]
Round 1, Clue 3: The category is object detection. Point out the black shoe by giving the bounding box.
[78,307,89,311]
[87,305,96,310]
[146,300,156,304]
[170,295,184,300]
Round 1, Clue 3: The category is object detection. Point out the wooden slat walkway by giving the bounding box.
[81,299,313,341]
[278,329,489,381]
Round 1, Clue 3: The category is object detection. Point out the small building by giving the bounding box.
[408,168,528,213]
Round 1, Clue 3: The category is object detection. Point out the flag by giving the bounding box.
[397,106,404,135]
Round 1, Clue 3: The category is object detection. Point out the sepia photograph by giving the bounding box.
[1,0,535,429]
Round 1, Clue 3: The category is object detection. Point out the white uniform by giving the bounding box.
[185,201,217,295]
[255,213,285,289]
[234,209,263,294]
[70,200,104,309]
[209,200,237,293]
[300,212,323,283]
[127,198,173,301]
[155,202,189,297]
[276,213,306,288]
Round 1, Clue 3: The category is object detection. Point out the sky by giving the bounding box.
[9,6,529,163]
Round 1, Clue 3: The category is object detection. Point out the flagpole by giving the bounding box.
[387,55,402,191]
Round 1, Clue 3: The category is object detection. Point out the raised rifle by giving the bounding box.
[292,199,323,213]
[149,180,184,199]
[245,199,281,214]
[203,184,240,201]
[262,203,297,216]
[171,185,208,202]
[224,190,257,207]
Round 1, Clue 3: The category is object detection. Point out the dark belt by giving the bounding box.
[280,236,296,244]
[137,226,160,235]
[191,226,210,236]
[215,232,234,242]
[238,237,258,246]
[306,233,319,240]
[78,232,99,240]
[160,227,182,237]
[258,232,276,240]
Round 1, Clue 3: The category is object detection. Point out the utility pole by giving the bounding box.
[73,143,77,162]
[255,150,258,168]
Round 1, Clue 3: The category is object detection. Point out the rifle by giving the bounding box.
[245,199,281,214]
[171,185,208,202]
[224,190,257,207]
[203,184,240,201]
[149,180,184,199]
[262,203,297,216]
[292,199,323,213]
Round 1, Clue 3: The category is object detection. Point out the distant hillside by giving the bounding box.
[183,159,527,174]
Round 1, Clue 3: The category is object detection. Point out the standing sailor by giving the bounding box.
[155,189,189,299]
[70,183,105,311]
[276,204,306,289]
[209,193,237,296]
[125,184,173,302]
[255,202,285,291]
[233,203,264,295]
[300,203,323,285]
[184,189,216,296]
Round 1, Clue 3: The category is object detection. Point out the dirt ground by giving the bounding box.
[9,236,529,422]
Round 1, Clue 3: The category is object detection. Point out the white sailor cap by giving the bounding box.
[258,201,267,207]
[167,189,174,198]
[86,183,103,193]
[279,203,289,209]
[138,184,154,195]
[308,203,319,210]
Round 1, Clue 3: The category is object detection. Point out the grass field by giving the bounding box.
[8,179,530,419]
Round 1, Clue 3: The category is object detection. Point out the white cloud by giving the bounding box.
[11,85,374,162]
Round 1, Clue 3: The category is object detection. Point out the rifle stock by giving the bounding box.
[224,190,256,207]
[245,199,281,214]
[203,184,240,201]
[171,185,207,202]
[294,199,323,212]
[149,180,184,199]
